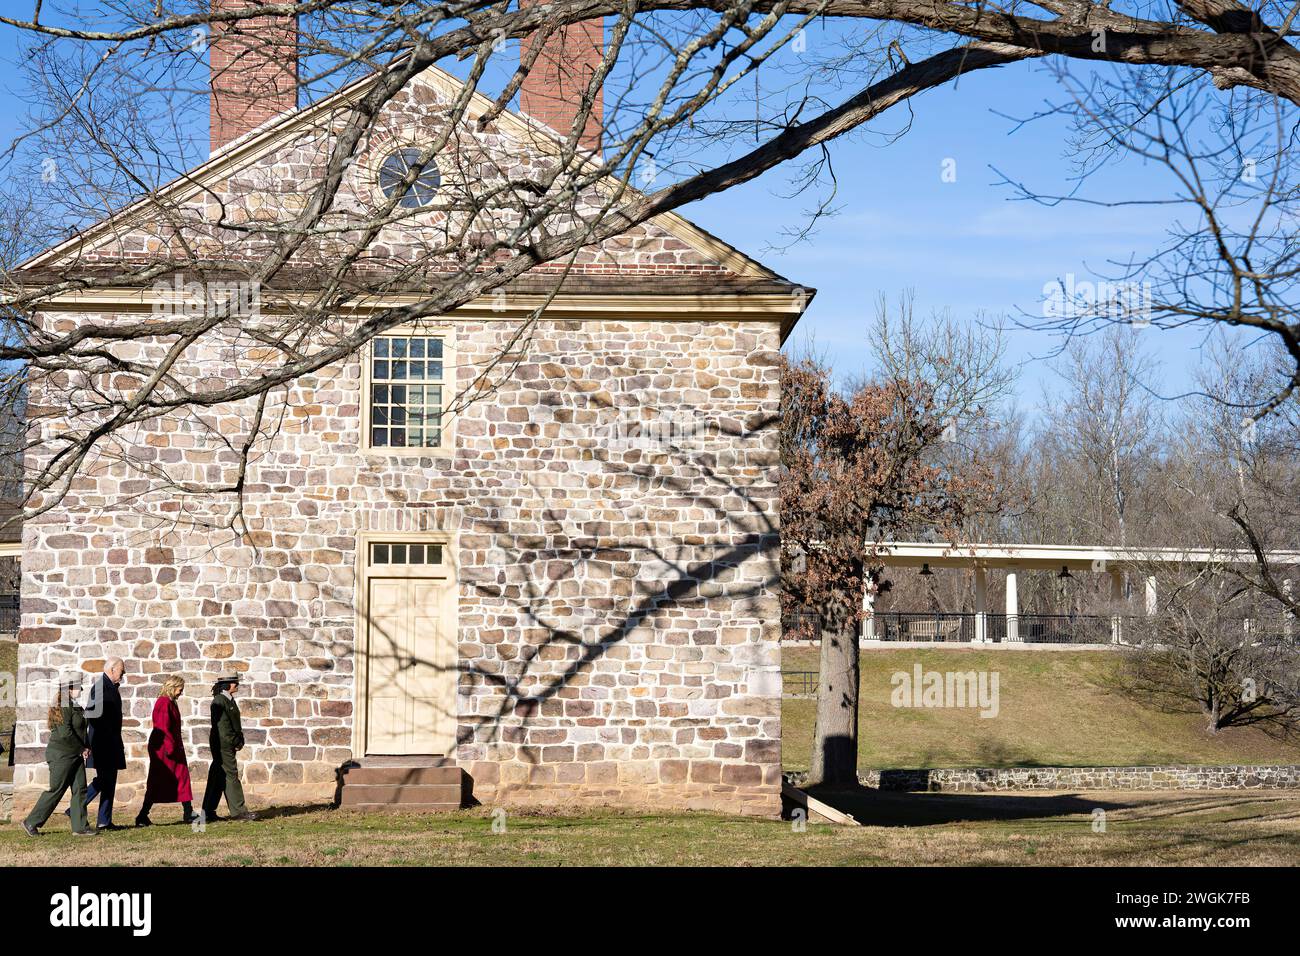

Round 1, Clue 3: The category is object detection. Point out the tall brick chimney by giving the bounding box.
[519,13,605,153]
[209,0,299,153]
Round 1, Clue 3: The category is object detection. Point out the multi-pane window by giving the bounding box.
[370,542,444,566]
[370,335,444,449]
[377,148,441,209]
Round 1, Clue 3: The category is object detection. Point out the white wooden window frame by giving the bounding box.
[361,324,456,457]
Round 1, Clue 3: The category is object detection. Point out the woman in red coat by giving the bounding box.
[136,675,195,825]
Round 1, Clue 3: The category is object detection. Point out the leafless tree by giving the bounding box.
[1181,336,1300,611]
[0,0,1293,534]
[1003,55,1300,407]
[1121,560,1300,735]
[1040,327,1164,546]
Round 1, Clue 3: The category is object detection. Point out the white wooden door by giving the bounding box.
[365,568,456,755]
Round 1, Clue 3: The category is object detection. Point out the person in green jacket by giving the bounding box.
[201,674,257,822]
[22,676,96,837]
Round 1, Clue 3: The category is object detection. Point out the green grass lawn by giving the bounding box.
[782,647,1300,771]
[3,792,1299,866]
[1,639,14,784]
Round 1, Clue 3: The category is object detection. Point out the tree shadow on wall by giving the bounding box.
[355,406,783,788]
[457,414,782,766]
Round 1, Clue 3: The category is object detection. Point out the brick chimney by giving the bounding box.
[209,0,299,153]
[519,13,605,153]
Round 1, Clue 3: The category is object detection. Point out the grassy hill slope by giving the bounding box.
[781,647,1300,771]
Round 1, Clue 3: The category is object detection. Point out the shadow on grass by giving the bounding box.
[249,802,337,821]
[805,785,1134,827]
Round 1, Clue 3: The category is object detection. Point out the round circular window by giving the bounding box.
[377,147,441,208]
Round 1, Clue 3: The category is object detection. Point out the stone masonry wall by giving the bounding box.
[857,765,1300,792]
[16,315,784,817]
[76,69,738,281]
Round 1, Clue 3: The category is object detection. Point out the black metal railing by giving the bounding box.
[988,613,1116,644]
[791,607,1297,646]
[875,611,1117,644]
[1235,619,1299,646]
[781,611,820,641]
[0,592,17,633]
[1120,616,1299,647]
[782,671,818,697]
[874,612,977,643]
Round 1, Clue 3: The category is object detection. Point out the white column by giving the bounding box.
[1145,575,1158,616]
[1110,569,1125,644]
[862,580,876,641]
[973,566,988,643]
[1005,570,1019,642]
[1284,579,1293,642]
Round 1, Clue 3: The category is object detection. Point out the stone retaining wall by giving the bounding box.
[855,765,1300,792]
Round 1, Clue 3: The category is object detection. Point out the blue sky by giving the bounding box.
[683,58,1230,418]
[0,15,1245,420]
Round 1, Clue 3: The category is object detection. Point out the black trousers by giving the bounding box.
[85,764,119,826]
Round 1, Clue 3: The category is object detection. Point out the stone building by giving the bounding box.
[12,8,807,816]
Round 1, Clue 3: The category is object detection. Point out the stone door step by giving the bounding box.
[335,761,468,812]
[350,755,455,768]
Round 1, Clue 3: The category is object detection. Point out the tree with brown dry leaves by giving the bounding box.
[781,303,1008,785]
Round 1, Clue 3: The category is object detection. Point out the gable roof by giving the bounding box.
[21,59,797,291]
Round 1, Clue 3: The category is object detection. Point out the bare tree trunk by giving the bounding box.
[1205,696,1223,734]
[808,603,860,788]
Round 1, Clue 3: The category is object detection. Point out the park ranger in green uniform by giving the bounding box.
[201,673,257,822]
[22,675,96,836]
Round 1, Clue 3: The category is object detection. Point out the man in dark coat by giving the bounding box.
[82,658,127,830]
[201,674,256,822]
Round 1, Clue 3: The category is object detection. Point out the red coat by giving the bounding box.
[143,695,193,803]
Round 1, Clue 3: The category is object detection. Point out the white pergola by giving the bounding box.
[869,542,1300,644]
